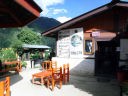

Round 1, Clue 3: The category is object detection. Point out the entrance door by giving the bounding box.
[95,41,119,77]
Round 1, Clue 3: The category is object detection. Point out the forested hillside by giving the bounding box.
[28,17,61,33]
[0,17,61,49]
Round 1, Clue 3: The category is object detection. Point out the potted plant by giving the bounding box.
[30,51,43,68]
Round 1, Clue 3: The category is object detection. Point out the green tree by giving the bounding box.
[0,28,20,48]
[43,36,56,49]
[17,27,42,44]
[11,40,23,57]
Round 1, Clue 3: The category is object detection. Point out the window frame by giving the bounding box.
[84,38,94,55]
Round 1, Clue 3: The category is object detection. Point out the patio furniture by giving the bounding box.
[0,76,10,96]
[32,70,52,85]
[42,60,57,71]
[50,61,57,69]
[0,61,22,73]
[42,60,51,70]
[46,67,63,91]
[63,64,69,84]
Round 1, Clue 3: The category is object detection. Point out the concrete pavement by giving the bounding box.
[0,66,120,96]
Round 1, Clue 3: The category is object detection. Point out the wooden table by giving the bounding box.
[32,70,52,85]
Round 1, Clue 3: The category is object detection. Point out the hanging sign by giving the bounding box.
[92,31,100,37]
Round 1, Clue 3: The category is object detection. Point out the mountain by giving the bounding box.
[27,17,61,33]
[0,17,60,48]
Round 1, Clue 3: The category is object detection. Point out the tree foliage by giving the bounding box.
[17,27,42,44]
[0,48,17,62]
[0,28,15,48]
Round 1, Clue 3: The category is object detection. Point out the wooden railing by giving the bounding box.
[0,61,22,73]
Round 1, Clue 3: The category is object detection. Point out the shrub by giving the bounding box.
[21,61,27,68]
[0,48,17,62]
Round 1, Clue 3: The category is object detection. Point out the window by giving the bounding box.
[84,38,94,54]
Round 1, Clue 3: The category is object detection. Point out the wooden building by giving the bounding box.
[42,0,128,78]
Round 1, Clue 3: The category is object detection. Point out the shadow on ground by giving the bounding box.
[67,75,121,96]
[0,71,23,86]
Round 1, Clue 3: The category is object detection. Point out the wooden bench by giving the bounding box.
[0,76,10,96]
[32,70,52,85]
[0,61,22,73]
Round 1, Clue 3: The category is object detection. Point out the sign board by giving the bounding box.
[57,29,70,57]
[92,31,100,37]
[70,28,84,58]
[57,28,84,58]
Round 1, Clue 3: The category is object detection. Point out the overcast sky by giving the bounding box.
[34,0,127,23]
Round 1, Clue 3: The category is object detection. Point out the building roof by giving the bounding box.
[41,0,128,37]
[22,44,50,49]
[0,0,42,28]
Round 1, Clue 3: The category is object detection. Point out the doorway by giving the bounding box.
[95,41,119,78]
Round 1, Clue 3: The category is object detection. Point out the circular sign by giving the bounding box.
[71,35,82,47]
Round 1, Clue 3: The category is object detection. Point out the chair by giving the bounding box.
[42,61,57,71]
[46,61,57,72]
[46,67,63,91]
[0,77,10,96]
[50,61,57,70]
[42,60,51,70]
[63,64,69,84]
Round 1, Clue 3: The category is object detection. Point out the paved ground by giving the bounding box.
[0,65,121,96]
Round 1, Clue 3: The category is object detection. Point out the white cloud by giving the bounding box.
[53,9,67,15]
[34,0,64,16]
[56,16,72,23]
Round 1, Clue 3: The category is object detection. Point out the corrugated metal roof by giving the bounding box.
[22,44,50,49]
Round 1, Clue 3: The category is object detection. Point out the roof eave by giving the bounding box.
[42,3,112,36]
[42,1,128,37]
[15,0,42,17]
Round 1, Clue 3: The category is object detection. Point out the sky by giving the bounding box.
[34,0,127,23]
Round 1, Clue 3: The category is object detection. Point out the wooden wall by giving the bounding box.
[66,7,128,38]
